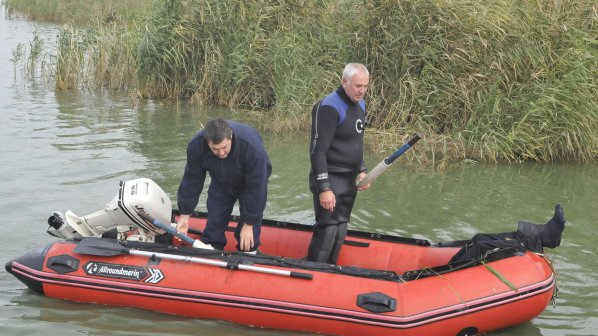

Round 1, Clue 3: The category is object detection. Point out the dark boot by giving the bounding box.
[327,223,347,264]
[517,203,566,249]
[307,224,340,263]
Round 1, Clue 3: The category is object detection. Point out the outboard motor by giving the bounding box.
[46,178,173,243]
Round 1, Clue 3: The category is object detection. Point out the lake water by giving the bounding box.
[1,8,596,336]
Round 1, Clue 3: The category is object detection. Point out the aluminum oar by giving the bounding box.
[75,237,313,280]
[357,134,422,188]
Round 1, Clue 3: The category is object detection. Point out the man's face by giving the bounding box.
[208,138,232,159]
[342,71,369,103]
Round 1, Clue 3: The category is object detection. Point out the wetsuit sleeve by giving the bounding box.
[177,140,207,215]
[359,160,367,173]
[310,104,339,192]
[239,148,271,226]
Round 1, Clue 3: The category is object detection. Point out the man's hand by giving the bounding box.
[176,214,190,236]
[356,172,371,191]
[319,190,336,212]
[239,223,255,251]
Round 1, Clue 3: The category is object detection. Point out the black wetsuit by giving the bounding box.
[177,121,272,251]
[307,86,366,263]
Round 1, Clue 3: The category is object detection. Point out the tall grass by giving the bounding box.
[9,29,54,82]
[55,23,139,91]
[6,0,597,163]
[3,0,155,26]
[358,0,597,162]
[137,0,358,110]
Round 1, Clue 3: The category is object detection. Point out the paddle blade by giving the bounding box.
[74,237,130,256]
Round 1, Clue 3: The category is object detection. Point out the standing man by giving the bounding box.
[176,118,272,253]
[307,63,372,263]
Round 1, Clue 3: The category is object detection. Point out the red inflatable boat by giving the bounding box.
[8,212,561,336]
[5,179,560,336]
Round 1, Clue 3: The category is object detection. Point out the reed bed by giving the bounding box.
[54,23,140,91]
[5,0,597,163]
[9,29,55,83]
[3,0,155,26]
[358,0,597,162]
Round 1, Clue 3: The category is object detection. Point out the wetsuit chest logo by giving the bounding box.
[355,119,365,133]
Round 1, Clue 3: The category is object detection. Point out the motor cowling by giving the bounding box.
[46,178,173,242]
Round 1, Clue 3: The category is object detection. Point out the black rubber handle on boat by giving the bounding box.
[290,271,313,280]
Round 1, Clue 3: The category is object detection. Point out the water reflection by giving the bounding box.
[9,291,311,336]
[491,323,544,336]
[53,91,145,182]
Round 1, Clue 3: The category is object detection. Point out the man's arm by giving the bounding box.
[177,139,207,216]
[310,105,338,193]
[238,147,270,251]
[239,148,270,225]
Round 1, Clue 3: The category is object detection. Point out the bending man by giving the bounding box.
[177,118,272,253]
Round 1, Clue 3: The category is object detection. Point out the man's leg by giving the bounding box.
[306,172,356,263]
[327,222,348,264]
[307,223,339,263]
[203,182,236,250]
[324,173,356,264]
[517,203,566,249]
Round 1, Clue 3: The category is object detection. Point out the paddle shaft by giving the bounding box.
[130,249,312,280]
[357,134,421,187]
[75,237,313,280]
[137,210,203,248]
[134,212,313,279]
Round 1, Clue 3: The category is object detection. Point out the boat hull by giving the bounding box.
[6,216,556,336]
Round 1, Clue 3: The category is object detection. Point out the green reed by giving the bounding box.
[3,0,155,26]
[9,29,54,82]
[54,23,140,91]
[124,0,598,162]
[6,0,597,163]
[353,0,597,162]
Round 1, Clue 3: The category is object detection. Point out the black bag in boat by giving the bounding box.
[448,203,565,263]
[448,231,542,263]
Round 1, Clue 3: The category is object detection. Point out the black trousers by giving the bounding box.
[307,171,357,263]
[202,179,261,251]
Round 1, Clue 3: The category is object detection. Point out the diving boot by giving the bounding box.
[517,203,566,249]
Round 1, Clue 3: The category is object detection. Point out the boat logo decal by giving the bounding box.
[84,261,148,281]
[144,268,165,284]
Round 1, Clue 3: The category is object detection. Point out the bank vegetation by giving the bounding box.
[5,0,597,164]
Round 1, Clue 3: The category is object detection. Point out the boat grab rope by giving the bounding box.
[481,261,518,292]
[542,252,559,308]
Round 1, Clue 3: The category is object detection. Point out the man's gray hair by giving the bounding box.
[342,63,369,82]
